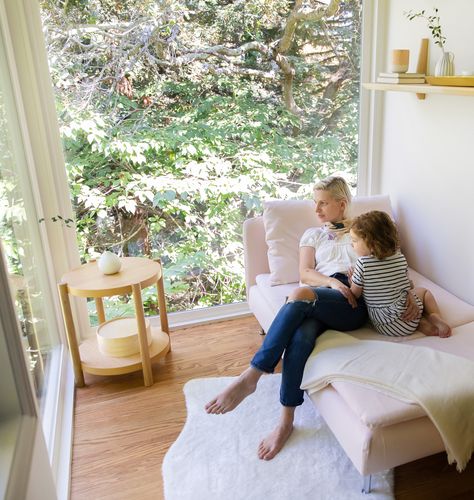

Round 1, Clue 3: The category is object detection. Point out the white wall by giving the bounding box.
[371,0,474,304]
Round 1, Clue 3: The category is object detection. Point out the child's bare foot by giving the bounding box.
[429,313,452,338]
[205,367,261,414]
[257,421,294,460]
[418,317,439,336]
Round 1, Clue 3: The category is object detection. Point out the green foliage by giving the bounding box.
[405,8,446,49]
[37,0,362,314]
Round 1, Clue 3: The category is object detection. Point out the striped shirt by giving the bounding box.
[351,252,422,336]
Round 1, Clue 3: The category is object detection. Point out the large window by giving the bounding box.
[39,0,362,315]
[0,4,64,496]
[0,25,60,417]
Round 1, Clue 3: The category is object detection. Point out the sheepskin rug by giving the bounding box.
[162,374,393,500]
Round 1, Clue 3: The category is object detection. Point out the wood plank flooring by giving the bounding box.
[70,316,474,500]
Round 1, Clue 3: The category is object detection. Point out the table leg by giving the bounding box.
[156,279,169,329]
[95,297,106,324]
[132,283,153,387]
[154,259,170,349]
[58,283,85,387]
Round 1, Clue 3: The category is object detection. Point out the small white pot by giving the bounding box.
[98,251,122,275]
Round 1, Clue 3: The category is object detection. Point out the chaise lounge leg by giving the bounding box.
[361,474,372,494]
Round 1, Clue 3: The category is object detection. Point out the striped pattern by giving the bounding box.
[352,253,422,336]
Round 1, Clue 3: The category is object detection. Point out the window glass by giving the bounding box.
[39,0,362,316]
[0,30,59,413]
[0,316,22,499]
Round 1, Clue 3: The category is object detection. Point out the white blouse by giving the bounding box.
[299,227,358,277]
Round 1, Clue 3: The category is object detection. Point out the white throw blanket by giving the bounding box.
[301,330,474,472]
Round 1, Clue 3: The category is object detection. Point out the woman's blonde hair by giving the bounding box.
[313,176,352,216]
[350,211,399,260]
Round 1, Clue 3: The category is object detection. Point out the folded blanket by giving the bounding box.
[301,330,474,471]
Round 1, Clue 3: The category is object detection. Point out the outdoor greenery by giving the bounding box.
[37,0,362,313]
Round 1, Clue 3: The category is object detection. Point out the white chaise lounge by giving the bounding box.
[243,195,474,490]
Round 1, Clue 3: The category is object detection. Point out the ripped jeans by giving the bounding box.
[251,274,367,407]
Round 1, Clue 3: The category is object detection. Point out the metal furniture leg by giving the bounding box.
[361,474,372,494]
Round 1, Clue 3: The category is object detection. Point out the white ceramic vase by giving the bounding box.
[435,51,455,76]
[98,251,122,275]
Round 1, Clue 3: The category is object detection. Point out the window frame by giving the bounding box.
[0,244,38,500]
[0,1,76,497]
[358,0,388,196]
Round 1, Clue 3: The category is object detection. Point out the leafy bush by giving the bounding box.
[38,0,361,315]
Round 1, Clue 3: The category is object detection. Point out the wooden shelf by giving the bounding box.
[363,82,474,98]
[79,327,170,376]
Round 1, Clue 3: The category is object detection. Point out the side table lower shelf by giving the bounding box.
[79,327,170,376]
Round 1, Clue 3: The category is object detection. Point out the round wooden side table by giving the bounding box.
[58,257,170,387]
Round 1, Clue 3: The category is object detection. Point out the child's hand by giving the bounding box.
[329,278,357,308]
[401,292,421,321]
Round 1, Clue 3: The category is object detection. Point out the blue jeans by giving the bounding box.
[250,274,367,407]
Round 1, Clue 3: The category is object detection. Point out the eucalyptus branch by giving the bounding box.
[405,8,446,50]
[38,214,75,227]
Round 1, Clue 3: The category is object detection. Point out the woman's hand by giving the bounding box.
[329,278,358,308]
[401,291,421,321]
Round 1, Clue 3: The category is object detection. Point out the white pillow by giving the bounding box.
[262,195,393,286]
[263,199,319,286]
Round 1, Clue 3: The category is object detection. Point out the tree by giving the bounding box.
[39,0,362,312]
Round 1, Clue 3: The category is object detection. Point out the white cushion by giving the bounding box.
[263,199,319,285]
[255,274,296,311]
[331,381,426,428]
[409,269,474,328]
[262,195,393,286]
[326,322,474,430]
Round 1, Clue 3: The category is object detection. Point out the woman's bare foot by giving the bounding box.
[205,367,261,414]
[257,407,295,460]
[429,313,452,338]
[418,317,439,336]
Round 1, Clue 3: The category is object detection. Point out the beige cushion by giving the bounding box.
[331,381,426,428]
[262,195,393,286]
[325,322,474,430]
[263,200,318,285]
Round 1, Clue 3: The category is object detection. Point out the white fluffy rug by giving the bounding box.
[162,374,394,500]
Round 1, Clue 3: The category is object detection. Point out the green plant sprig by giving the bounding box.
[38,215,75,227]
[405,8,446,50]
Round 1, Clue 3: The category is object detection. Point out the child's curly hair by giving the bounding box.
[350,211,399,259]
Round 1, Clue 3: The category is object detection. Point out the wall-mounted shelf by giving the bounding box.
[363,82,474,99]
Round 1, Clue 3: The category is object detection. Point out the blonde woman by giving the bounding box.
[206,177,418,460]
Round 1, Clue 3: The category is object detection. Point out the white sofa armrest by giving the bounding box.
[243,216,269,297]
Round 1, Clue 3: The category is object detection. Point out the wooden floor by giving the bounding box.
[70,316,474,500]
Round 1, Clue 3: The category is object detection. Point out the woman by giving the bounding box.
[205,176,417,461]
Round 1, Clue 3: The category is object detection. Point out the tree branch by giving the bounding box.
[277,0,341,54]
[46,0,343,116]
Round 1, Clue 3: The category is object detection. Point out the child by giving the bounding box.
[349,210,451,338]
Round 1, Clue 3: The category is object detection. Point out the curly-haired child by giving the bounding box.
[349,210,451,338]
